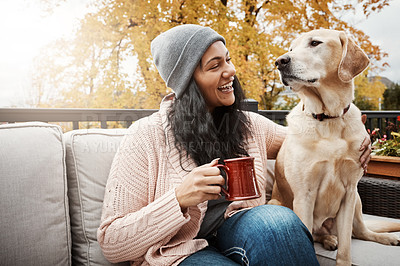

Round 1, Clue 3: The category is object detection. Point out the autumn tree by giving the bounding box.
[35,0,391,110]
[353,70,386,110]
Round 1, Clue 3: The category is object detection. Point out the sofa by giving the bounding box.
[1,122,399,266]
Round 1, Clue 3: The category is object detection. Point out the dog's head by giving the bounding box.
[275,29,370,91]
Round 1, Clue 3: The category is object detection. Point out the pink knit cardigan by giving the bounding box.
[97,94,286,265]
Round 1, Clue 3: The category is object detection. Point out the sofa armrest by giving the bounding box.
[357,176,400,219]
[0,122,71,265]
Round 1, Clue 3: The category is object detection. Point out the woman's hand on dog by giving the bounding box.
[360,114,372,175]
[359,136,372,175]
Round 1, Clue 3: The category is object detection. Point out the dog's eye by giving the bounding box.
[310,40,323,47]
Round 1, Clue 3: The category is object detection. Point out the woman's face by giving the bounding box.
[193,41,236,112]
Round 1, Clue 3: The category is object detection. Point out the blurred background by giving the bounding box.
[1,0,399,111]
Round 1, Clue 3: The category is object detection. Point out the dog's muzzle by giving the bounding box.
[275,55,317,86]
[275,55,293,86]
[275,55,291,70]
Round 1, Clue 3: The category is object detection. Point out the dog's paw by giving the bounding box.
[375,233,400,246]
[388,234,400,246]
[322,235,338,251]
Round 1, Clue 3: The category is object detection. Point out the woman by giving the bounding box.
[97,24,371,265]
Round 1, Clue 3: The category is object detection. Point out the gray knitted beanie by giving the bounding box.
[151,24,226,98]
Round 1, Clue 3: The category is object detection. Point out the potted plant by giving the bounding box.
[367,117,400,178]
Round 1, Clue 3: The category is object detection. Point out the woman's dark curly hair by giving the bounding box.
[168,75,251,169]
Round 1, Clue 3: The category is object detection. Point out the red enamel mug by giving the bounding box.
[216,156,261,201]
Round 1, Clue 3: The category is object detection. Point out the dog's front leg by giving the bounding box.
[292,190,317,233]
[335,188,357,266]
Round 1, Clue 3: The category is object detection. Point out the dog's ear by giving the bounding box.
[338,32,370,83]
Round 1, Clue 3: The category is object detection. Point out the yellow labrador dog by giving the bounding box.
[269,29,400,265]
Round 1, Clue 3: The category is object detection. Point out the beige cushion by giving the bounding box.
[0,122,71,266]
[315,214,400,266]
[64,129,130,266]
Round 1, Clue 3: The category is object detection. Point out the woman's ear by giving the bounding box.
[338,31,370,83]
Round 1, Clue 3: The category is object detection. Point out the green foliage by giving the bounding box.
[371,121,400,157]
[383,83,400,110]
[372,134,400,157]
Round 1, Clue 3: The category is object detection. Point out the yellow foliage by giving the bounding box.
[33,0,390,110]
[354,69,386,110]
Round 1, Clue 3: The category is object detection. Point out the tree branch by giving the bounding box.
[255,0,270,18]
[128,18,138,28]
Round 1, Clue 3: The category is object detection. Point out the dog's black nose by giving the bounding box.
[275,55,291,68]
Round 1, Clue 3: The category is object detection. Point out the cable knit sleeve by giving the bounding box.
[247,112,287,159]
[97,116,189,263]
[265,120,287,160]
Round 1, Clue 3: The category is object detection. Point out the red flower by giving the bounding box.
[397,116,400,122]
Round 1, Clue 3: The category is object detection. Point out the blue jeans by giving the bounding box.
[179,205,319,266]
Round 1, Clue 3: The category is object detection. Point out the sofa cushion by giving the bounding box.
[0,122,71,266]
[315,214,400,266]
[64,129,130,266]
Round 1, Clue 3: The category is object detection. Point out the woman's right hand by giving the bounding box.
[175,158,225,212]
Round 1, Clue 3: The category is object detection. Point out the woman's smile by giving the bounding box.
[218,81,234,93]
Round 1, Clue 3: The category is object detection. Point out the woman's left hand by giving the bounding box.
[359,136,372,175]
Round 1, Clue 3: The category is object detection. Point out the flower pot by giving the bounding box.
[367,155,400,179]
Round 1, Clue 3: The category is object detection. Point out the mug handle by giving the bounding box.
[216,164,230,197]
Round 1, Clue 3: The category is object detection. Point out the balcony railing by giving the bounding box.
[0,102,399,134]
[0,107,158,130]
